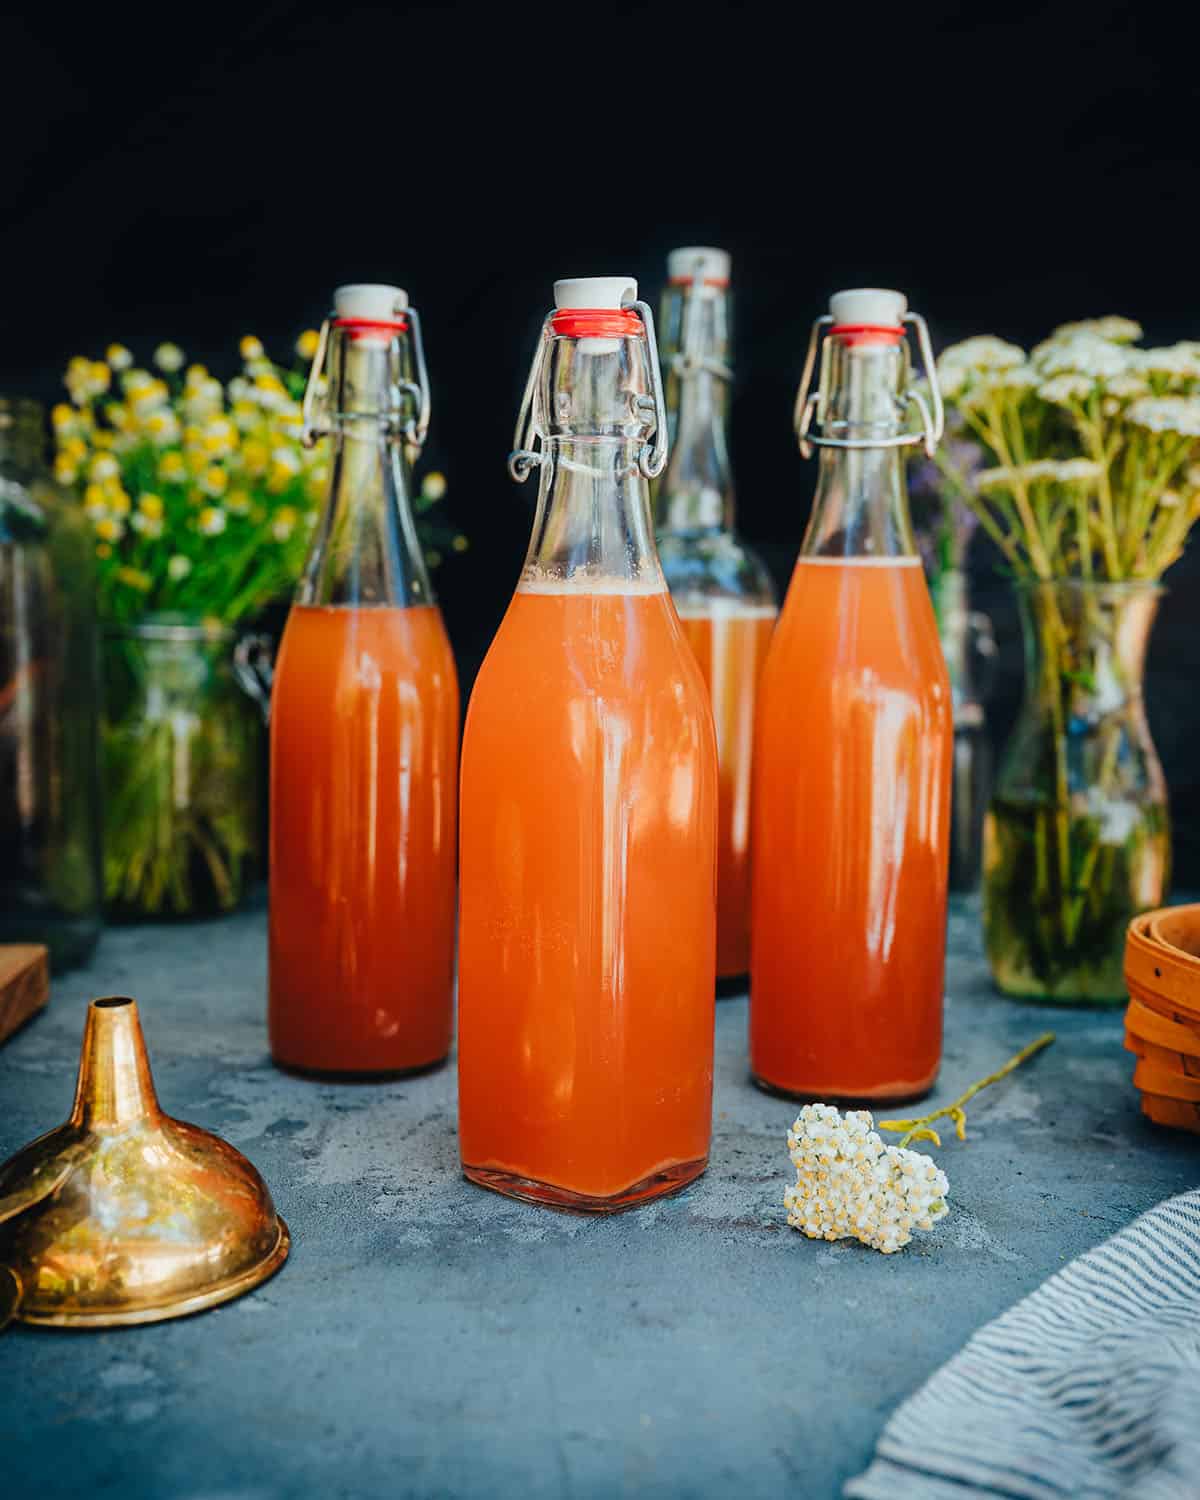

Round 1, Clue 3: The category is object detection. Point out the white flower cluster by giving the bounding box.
[1031,332,1132,380]
[784,1103,950,1255]
[1126,396,1200,438]
[1133,343,1200,381]
[974,458,1102,494]
[1051,316,1143,344]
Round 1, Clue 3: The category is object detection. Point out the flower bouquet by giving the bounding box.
[54,334,458,918]
[933,319,1200,1000]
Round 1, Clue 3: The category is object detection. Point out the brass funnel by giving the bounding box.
[0,996,289,1327]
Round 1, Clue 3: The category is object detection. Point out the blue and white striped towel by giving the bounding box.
[845,1189,1200,1499]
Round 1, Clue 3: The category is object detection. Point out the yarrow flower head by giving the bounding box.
[784,1103,949,1255]
[1126,396,1200,438]
[1030,332,1132,380]
[1051,316,1143,345]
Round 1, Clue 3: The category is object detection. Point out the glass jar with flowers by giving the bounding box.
[53,335,460,919]
[932,319,1197,1002]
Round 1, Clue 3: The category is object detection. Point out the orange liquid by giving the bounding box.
[458,582,718,1209]
[677,604,776,979]
[750,559,951,1100]
[269,604,459,1074]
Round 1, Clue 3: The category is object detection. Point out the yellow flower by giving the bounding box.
[240,335,265,362]
[271,505,298,541]
[200,465,228,497]
[106,344,133,371]
[295,329,321,361]
[184,364,209,389]
[197,506,227,536]
[138,492,165,520]
[94,516,124,542]
[62,436,89,464]
[240,440,269,477]
[167,554,192,581]
[143,409,180,445]
[54,455,78,484]
[96,543,112,559]
[130,379,169,412]
[154,343,185,373]
[231,398,259,432]
[90,362,112,395]
[105,403,130,430]
[91,431,116,450]
[158,452,188,484]
[51,403,76,431]
[116,566,151,591]
[107,487,132,516]
[422,471,447,502]
[226,489,252,515]
[89,453,119,483]
[451,534,468,552]
[202,417,237,456]
[83,483,108,515]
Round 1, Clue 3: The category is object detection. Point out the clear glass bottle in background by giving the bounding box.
[656,247,776,983]
[458,276,717,1211]
[0,399,102,970]
[268,284,459,1075]
[751,290,952,1101]
[932,566,997,892]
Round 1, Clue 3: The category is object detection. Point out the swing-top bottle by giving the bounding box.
[751,289,952,1101]
[656,247,776,981]
[269,283,459,1075]
[458,276,718,1211]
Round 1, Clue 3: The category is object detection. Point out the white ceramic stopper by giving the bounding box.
[334,283,409,321]
[554,276,638,311]
[667,246,731,283]
[829,288,907,328]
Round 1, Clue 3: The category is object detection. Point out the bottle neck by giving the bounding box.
[521,328,664,590]
[656,284,733,535]
[801,334,917,559]
[297,330,433,608]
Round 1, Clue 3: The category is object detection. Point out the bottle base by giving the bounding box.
[271,1051,449,1083]
[462,1155,708,1214]
[749,1071,937,1108]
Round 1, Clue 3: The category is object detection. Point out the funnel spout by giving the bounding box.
[69,998,162,1130]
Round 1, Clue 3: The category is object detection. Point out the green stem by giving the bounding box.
[879,1034,1056,1148]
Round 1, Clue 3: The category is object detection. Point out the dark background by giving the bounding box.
[6,1,1200,876]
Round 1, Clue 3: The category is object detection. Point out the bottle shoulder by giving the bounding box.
[657,530,777,606]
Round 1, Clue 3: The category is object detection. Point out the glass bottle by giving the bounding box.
[656,247,776,982]
[932,567,996,892]
[268,284,459,1075]
[458,276,718,1211]
[751,290,952,1101]
[0,399,102,969]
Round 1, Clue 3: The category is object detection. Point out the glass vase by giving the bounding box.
[101,616,261,920]
[0,398,103,971]
[982,580,1168,1004]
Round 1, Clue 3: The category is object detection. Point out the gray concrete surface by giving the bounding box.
[1,897,1196,1499]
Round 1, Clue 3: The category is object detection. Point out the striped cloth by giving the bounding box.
[845,1189,1200,1500]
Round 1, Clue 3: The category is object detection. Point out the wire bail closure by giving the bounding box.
[508,298,670,483]
[792,312,944,460]
[301,300,431,463]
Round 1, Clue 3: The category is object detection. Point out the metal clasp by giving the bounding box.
[301,300,432,462]
[792,311,944,460]
[508,297,670,483]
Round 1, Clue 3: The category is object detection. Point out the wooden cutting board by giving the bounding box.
[0,945,49,1045]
